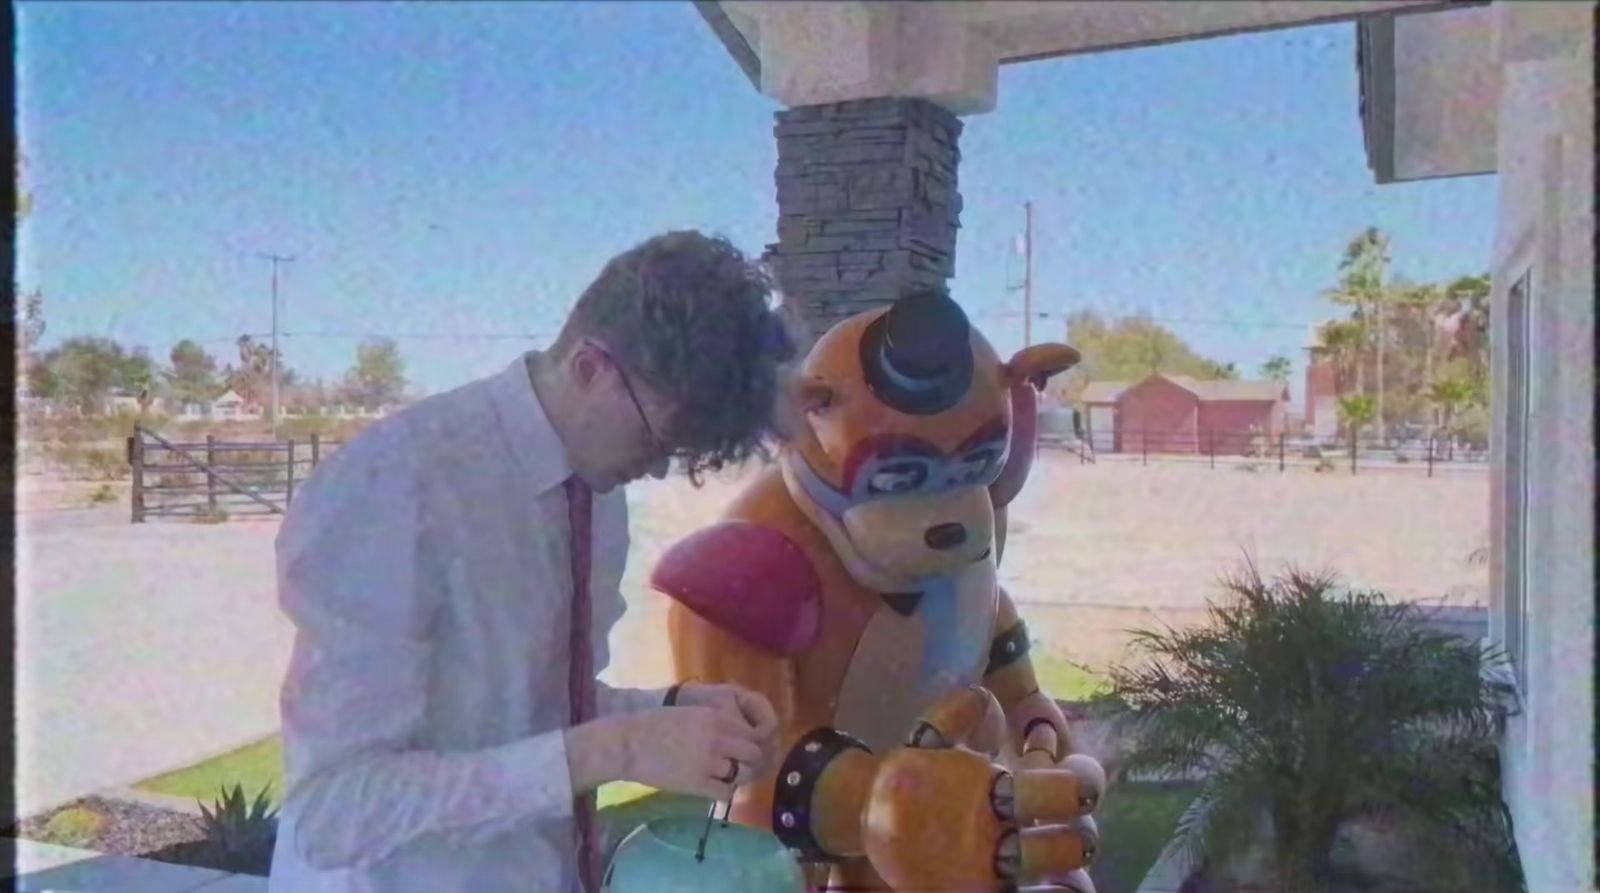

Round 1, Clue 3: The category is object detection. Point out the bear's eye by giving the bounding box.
[867,461,928,496]
[951,448,999,484]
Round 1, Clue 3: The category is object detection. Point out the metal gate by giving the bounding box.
[127,425,338,522]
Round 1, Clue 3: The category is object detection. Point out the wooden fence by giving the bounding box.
[128,426,343,522]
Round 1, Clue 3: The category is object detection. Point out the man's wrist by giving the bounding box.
[565,715,631,794]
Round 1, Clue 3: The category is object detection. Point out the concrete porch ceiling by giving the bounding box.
[695,0,1482,113]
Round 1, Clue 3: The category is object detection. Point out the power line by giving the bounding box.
[197,330,552,343]
[970,310,1319,331]
[281,330,551,341]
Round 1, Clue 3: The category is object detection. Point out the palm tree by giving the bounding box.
[1105,564,1521,892]
[1392,282,1450,429]
[1440,274,1491,385]
[1314,321,1364,397]
[1324,228,1393,439]
[1260,355,1293,381]
[1338,394,1377,451]
[1429,377,1476,461]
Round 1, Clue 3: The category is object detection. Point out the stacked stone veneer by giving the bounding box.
[763,97,964,343]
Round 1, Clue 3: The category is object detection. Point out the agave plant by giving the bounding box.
[1107,562,1521,893]
[199,782,280,873]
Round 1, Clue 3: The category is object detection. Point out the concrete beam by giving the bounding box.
[697,1,1478,114]
[720,0,999,114]
[969,1,1475,65]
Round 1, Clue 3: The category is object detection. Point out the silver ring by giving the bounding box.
[718,758,739,784]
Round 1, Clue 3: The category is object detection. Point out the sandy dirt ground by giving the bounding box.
[13,451,1487,814]
[15,475,290,819]
[606,451,1489,685]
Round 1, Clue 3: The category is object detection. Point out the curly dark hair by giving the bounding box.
[554,230,798,483]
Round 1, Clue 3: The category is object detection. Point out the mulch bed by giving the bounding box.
[8,795,271,877]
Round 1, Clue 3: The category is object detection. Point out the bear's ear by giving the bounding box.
[772,376,835,442]
[1003,343,1081,391]
[794,377,835,413]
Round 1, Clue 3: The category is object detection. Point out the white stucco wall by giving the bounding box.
[1390,5,1499,180]
[1484,4,1595,891]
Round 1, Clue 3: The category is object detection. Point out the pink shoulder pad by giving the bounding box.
[650,521,822,657]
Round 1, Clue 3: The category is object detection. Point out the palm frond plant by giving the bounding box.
[1106,562,1522,893]
[198,782,280,874]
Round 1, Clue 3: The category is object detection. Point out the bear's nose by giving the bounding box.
[924,523,967,550]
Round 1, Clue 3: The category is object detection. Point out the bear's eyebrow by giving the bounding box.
[841,433,941,489]
[955,417,1008,453]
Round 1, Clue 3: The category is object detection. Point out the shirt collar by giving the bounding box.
[488,351,575,496]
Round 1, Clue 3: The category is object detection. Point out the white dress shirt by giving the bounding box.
[267,354,668,893]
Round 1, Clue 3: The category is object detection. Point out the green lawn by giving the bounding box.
[137,735,285,806]
[1088,781,1198,893]
[1030,650,1109,702]
[136,732,1190,893]
[134,733,658,811]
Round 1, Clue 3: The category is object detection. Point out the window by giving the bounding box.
[1503,266,1533,691]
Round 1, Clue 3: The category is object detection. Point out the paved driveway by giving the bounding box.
[15,506,292,818]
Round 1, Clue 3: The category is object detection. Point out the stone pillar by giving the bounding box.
[764,96,963,343]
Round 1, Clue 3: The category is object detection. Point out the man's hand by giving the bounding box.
[568,705,771,801]
[674,683,779,778]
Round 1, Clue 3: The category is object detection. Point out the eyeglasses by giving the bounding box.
[587,342,669,458]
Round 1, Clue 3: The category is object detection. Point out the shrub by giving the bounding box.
[198,783,279,875]
[44,444,129,480]
[83,447,130,481]
[42,806,109,849]
[87,484,117,505]
[1104,562,1522,893]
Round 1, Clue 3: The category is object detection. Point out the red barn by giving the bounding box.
[1083,373,1289,456]
[1303,357,1341,441]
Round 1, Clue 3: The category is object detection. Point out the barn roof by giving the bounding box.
[1067,374,1286,405]
[1187,378,1290,402]
[1158,374,1286,402]
[1080,381,1131,404]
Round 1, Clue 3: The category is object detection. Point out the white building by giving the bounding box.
[695,2,1593,888]
[1356,4,1594,890]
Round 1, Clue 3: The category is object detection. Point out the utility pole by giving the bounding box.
[1023,201,1034,348]
[258,252,295,435]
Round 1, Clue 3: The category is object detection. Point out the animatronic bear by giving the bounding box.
[651,290,1105,892]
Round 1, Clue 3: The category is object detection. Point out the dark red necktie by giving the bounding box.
[564,475,602,893]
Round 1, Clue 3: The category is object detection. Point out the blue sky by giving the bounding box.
[17,1,1498,408]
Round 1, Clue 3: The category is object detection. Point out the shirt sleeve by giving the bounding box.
[589,487,672,716]
[275,432,576,872]
[596,680,672,715]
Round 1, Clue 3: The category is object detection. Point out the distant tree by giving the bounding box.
[15,142,31,220]
[1337,393,1378,443]
[1260,355,1293,381]
[1314,320,1365,397]
[1428,376,1476,447]
[123,346,157,397]
[165,339,222,405]
[224,335,295,410]
[342,337,408,410]
[1064,310,1238,384]
[19,290,45,349]
[32,337,146,413]
[285,378,334,413]
[1322,227,1392,417]
[1440,274,1491,383]
[14,289,46,390]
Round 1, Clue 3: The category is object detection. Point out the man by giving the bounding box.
[268,231,797,892]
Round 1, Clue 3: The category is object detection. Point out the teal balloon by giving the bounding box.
[603,817,807,893]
